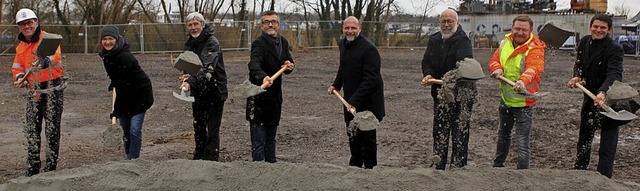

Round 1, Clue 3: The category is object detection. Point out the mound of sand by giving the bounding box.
[2,160,639,191]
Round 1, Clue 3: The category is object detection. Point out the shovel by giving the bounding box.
[496,75,550,99]
[235,65,288,98]
[331,90,379,132]
[173,86,195,102]
[420,58,485,86]
[575,83,637,121]
[171,53,195,102]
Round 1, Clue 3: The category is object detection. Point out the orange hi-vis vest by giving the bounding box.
[12,31,64,83]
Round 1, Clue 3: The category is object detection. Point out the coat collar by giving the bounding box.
[260,32,282,59]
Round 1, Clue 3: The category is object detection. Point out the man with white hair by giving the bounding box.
[12,8,66,176]
[420,8,475,170]
[179,12,228,161]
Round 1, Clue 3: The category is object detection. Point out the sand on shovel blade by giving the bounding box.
[607,81,639,103]
[233,79,266,98]
[102,124,123,148]
[349,111,379,131]
[457,58,484,80]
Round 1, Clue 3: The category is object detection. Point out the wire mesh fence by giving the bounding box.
[0,20,439,54]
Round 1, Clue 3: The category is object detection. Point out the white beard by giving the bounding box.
[442,26,458,40]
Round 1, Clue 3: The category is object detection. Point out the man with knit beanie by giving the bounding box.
[11,8,66,177]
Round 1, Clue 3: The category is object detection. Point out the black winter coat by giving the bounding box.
[573,35,623,94]
[184,24,228,106]
[421,25,473,99]
[332,34,385,123]
[99,36,154,116]
[247,32,294,101]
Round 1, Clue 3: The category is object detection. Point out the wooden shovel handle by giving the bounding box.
[332,90,355,114]
[496,75,517,87]
[428,79,443,85]
[575,83,612,112]
[111,88,117,125]
[260,65,288,89]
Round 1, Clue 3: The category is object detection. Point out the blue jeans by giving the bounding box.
[250,121,278,163]
[119,112,146,160]
[493,101,533,169]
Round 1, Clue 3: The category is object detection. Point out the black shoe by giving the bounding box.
[23,170,39,177]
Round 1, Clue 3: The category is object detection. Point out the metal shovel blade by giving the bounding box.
[599,110,637,121]
[173,90,194,102]
[349,111,379,131]
[235,79,266,98]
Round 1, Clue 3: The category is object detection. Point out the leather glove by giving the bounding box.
[40,56,52,69]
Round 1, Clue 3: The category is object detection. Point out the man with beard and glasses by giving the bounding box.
[179,12,228,161]
[245,10,295,163]
[328,16,385,169]
[488,15,545,169]
[420,8,475,170]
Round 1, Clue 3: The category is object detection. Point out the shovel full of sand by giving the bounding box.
[496,75,550,100]
[331,90,379,135]
[575,83,637,121]
[421,58,485,85]
[234,65,288,98]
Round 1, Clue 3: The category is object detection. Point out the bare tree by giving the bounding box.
[613,0,631,17]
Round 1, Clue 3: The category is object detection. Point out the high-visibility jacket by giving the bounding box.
[12,30,64,84]
[488,33,545,107]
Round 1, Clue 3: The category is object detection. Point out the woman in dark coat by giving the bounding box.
[99,25,154,160]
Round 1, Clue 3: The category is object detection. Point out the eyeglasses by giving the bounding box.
[18,20,36,28]
[261,20,279,25]
[440,19,456,25]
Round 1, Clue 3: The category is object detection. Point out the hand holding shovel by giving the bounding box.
[330,89,378,132]
[173,75,195,102]
[495,75,549,99]
[575,83,637,121]
[236,65,289,98]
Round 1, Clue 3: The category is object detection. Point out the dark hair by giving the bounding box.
[512,15,533,30]
[590,13,612,29]
[261,10,278,17]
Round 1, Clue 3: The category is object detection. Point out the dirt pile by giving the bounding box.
[2,160,639,191]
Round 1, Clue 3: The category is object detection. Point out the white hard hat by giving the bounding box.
[16,8,37,24]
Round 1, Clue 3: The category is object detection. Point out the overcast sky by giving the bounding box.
[394,0,640,17]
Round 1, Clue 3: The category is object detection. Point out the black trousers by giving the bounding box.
[249,99,281,163]
[192,100,225,161]
[348,128,377,169]
[574,97,620,178]
[432,98,473,170]
[24,78,64,175]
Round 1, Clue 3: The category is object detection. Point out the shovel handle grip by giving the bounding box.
[17,70,31,84]
[260,65,288,89]
[332,90,355,114]
[575,83,612,112]
[111,88,117,125]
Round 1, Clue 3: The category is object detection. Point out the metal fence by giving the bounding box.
[0,21,438,54]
